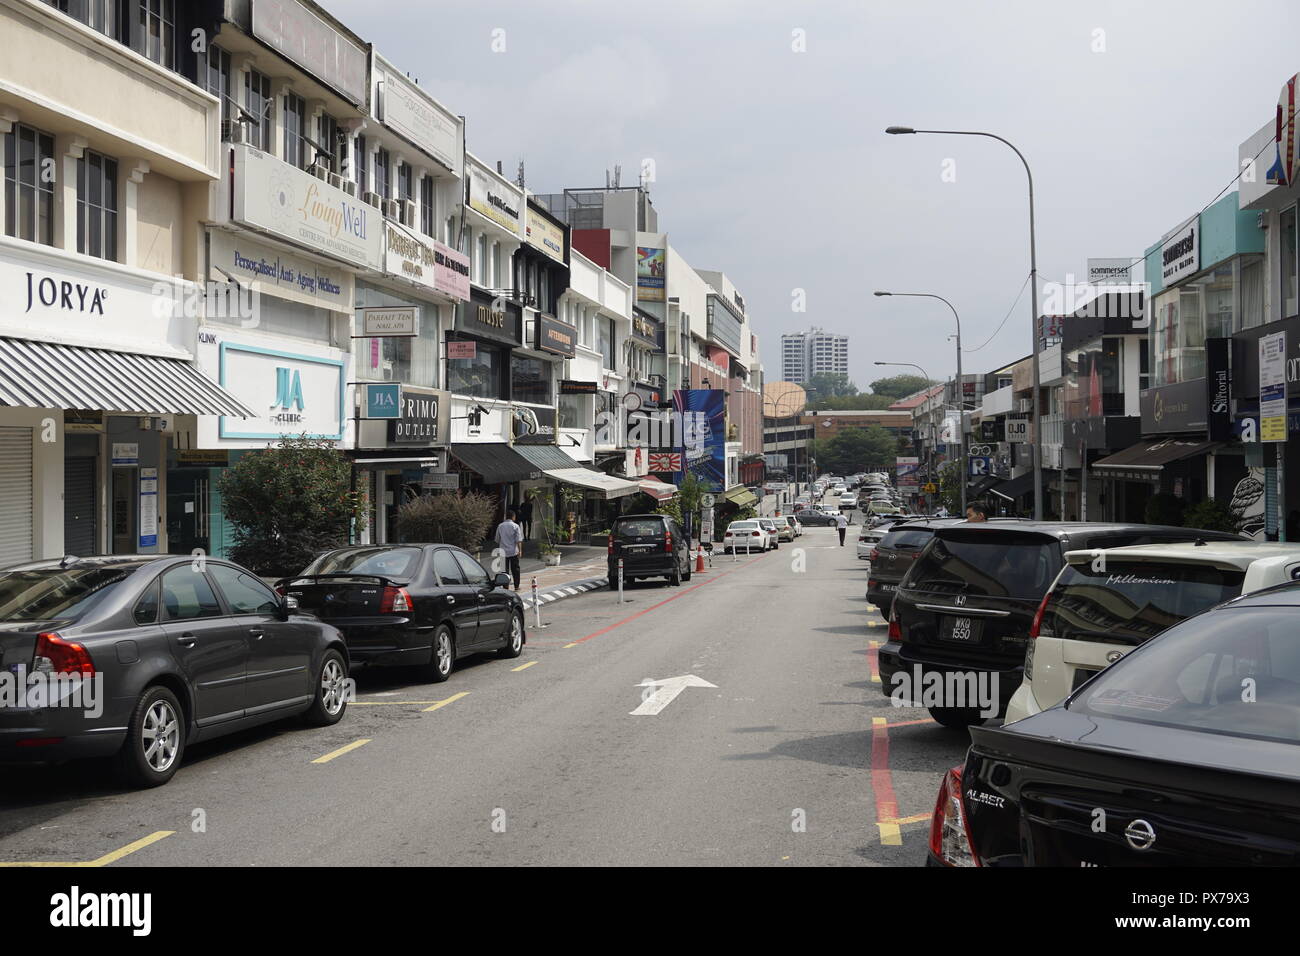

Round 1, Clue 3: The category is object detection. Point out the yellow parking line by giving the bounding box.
[0,830,174,868]
[876,822,902,846]
[894,812,932,826]
[511,661,538,672]
[563,642,579,648]
[313,738,371,764]
[350,699,445,706]
[422,691,469,713]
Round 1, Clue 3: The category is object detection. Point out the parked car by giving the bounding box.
[723,520,775,553]
[780,515,803,538]
[857,526,886,561]
[866,500,901,517]
[602,514,692,588]
[867,519,963,610]
[882,522,1243,728]
[930,582,1300,866]
[839,492,859,511]
[281,544,525,682]
[0,556,349,788]
[796,509,839,527]
[1004,540,1300,723]
[770,516,797,542]
[758,517,784,547]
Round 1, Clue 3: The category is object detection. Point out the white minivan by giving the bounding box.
[1005,540,1300,723]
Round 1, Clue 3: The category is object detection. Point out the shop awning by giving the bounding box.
[723,484,759,508]
[450,443,543,483]
[1092,439,1220,475]
[987,471,1037,501]
[0,336,255,417]
[542,467,641,499]
[639,477,679,501]
[514,443,583,471]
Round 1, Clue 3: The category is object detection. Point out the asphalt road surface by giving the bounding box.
[0,524,971,867]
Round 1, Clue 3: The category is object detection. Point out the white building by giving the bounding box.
[781,327,849,384]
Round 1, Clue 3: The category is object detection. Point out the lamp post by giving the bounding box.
[874,292,966,514]
[885,126,1042,519]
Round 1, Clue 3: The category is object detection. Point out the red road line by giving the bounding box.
[566,553,769,645]
[870,716,900,823]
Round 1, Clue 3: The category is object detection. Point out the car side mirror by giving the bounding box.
[493,572,512,589]
[278,594,299,620]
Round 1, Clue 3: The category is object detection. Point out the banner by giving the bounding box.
[896,456,920,487]
[637,247,666,301]
[672,389,725,492]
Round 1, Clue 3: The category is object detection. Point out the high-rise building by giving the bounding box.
[781,328,848,384]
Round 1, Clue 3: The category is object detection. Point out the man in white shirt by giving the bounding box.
[495,510,524,589]
[835,510,849,546]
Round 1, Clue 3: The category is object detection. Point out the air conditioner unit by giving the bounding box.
[310,164,329,182]
[327,173,343,190]
[342,180,358,197]
[400,199,417,228]
[363,191,382,209]
[383,199,401,220]
[224,120,247,145]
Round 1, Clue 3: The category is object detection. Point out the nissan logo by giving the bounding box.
[1124,818,1157,851]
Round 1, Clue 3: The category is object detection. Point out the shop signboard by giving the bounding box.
[535,314,576,357]
[139,467,158,548]
[1160,216,1199,287]
[388,387,449,444]
[374,57,460,173]
[384,221,470,302]
[208,228,353,314]
[526,206,566,263]
[672,389,725,492]
[637,247,666,302]
[467,161,522,235]
[362,383,402,419]
[896,456,920,487]
[360,306,419,337]
[1261,331,1288,442]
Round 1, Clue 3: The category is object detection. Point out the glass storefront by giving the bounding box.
[354,282,439,387]
[447,341,505,398]
[511,354,553,405]
[1151,256,1262,386]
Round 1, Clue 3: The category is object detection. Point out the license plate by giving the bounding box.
[941,616,980,643]
[881,583,896,592]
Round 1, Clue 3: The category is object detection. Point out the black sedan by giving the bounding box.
[794,509,840,527]
[0,556,349,788]
[278,544,524,683]
[929,582,1300,866]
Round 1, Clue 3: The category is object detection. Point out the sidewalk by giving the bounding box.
[516,545,608,608]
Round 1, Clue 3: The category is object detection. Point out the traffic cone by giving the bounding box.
[695,547,706,573]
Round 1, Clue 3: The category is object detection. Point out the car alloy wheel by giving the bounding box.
[320,657,347,717]
[436,630,453,675]
[142,698,180,774]
[509,615,522,653]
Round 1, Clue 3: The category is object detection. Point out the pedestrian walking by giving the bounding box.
[836,510,849,546]
[495,510,524,589]
[518,497,534,539]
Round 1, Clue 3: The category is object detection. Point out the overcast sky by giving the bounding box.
[326,0,1300,392]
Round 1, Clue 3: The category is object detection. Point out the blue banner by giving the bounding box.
[673,389,726,493]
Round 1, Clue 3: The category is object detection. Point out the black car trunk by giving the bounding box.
[279,575,403,621]
[611,519,670,572]
[965,720,1300,866]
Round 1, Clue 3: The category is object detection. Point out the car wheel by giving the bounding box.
[419,625,455,683]
[497,611,525,658]
[927,706,985,730]
[302,649,349,727]
[114,685,185,789]
[682,564,692,582]
[670,563,682,587]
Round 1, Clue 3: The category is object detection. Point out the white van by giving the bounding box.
[1005,540,1300,723]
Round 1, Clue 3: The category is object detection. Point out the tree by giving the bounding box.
[395,490,497,552]
[870,374,933,401]
[809,393,894,411]
[813,426,899,473]
[216,435,365,576]
[806,372,858,400]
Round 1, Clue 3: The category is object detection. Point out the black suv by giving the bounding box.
[880,522,1242,728]
[608,514,692,587]
[866,518,964,612]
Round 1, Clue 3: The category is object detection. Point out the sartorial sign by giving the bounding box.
[1160,217,1199,286]
[467,161,522,234]
[535,314,576,357]
[1206,338,1232,441]
[526,206,566,263]
[232,144,382,270]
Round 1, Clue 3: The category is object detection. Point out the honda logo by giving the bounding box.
[954,594,967,606]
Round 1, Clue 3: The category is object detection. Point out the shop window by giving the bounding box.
[1241,256,1264,330]
[3,123,55,246]
[374,147,391,201]
[283,91,308,170]
[397,163,413,204]
[139,0,174,69]
[205,46,233,131]
[354,284,437,386]
[447,341,503,399]
[355,134,368,194]
[558,394,584,429]
[420,175,434,237]
[1284,206,1298,320]
[316,113,340,174]
[511,354,553,405]
[244,69,273,152]
[76,150,118,262]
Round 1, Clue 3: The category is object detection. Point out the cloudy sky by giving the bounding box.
[327,0,1299,392]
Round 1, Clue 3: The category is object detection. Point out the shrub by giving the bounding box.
[1182,499,1239,534]
[217,435,364,577]
[394,490,497,551]
[1144,492,1186,527]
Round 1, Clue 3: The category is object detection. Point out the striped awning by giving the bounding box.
[0,337,255,417]
[639,477,679,501]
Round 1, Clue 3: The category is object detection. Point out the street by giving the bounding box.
[0,524,966,867]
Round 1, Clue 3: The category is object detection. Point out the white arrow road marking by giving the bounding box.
[630,675,718,716]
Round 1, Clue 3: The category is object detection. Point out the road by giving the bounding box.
[0,522,969,867]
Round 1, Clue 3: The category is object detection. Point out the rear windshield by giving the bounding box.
[615,518,665,538]
[907,531,1060,599]
[728,522,758,531]
[306,547,421,578]
[880,528,934,550]
[0,567,136,622]
[1073,606,1300,744]
[1044,562,1246,647]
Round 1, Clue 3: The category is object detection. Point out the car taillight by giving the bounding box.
[32,632,94,675]
[379,586,413,613]
[887,606,901,641]
[608,534,615,555]
[751,530,761,537]
[928,766,979,867]
[1028,591,1052,639]
[870,548,880,561]
[664,530,672,553]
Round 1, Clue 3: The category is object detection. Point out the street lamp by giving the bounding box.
[874,291,966,514]
[885,125,1042,519]
[876,360,940,511]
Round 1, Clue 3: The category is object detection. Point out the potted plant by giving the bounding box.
[539,520,564,566]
